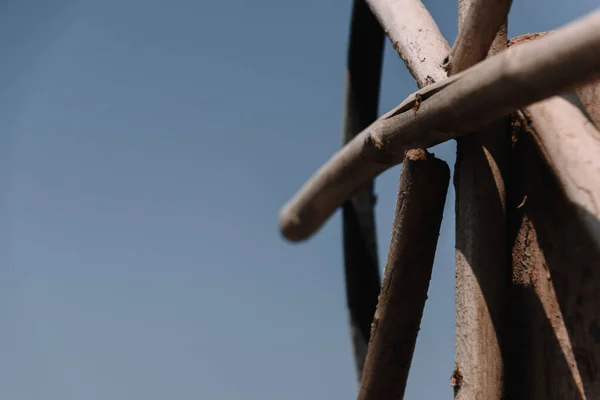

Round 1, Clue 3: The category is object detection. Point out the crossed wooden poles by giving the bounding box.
[278,1,600,398]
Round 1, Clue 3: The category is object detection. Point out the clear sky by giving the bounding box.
[1,0,597,399]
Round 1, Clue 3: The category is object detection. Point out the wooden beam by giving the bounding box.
[341,0,385,383]
[451,0,511,398]
[279,9,600,242]
[357,149,449,400]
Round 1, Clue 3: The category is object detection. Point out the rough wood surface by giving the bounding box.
[448,0,512,74]
[341,0,385,383]
[576,78,600,129]
[452,1,511,399]
[507,113,600,400]
[278,9,600,242]
[357,149,449,400]
[521,98,600,252]
[365,0,450,87]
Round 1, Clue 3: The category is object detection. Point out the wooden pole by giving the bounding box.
[341,0,385,383]
[357,150,449,400]
[452,0,511,398]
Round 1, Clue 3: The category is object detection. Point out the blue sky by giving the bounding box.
[0,0,597,399]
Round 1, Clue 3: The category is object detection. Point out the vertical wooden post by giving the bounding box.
[341,0,385,382]
[453,2,510,398]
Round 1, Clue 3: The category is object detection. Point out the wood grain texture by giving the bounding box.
[357,149,449,400]
[365,0,450,87]
[452,1,511,398]
[341,0,385,383]
[278,9,600,242]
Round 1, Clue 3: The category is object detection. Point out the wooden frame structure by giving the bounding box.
[279,1,600,398]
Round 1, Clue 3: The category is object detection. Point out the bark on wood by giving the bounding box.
[365,0,450,86]
[341,0,385,383]
[357,149,449,400]
[507,113,600,400]
[452,1,511,399]
[278,9,600,242]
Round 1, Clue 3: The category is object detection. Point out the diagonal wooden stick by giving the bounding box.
[357,150,449,400]
[365,0,449,86]
[279,9,600,242]
[354,1,451,393]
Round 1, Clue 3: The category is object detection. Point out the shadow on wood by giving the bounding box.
[506,116,600,399]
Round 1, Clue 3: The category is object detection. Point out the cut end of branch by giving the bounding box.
[279,205,309,242]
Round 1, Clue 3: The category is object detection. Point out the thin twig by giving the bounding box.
[341,0,385,383]
[357,149,450,400]
[365,0,450,86]
[279,9,600,242]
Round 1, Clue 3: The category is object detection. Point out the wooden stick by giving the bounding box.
[357,149,449,400]
[365,0,450,86]
[341,0,385,383]
[519,96,600,253]
[452,0,511,398]
[448,0,512,74]
[351,1,450,390]
[279,9,600,242]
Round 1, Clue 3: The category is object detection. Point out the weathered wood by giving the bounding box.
[520,98,600,252]
[452,1,511,398]
[341,0,385,383]
[507,112,600,400]
[447,0,512,75]
[576,78,600,129]
[357,149,449,400]
[279,9,600,242]
[365,0,449,86]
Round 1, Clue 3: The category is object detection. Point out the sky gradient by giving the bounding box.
[1,0,597,398]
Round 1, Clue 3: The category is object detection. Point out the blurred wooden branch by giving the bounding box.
[357,150,449,400]
[340,0,385,383]
[279,9,600,242]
